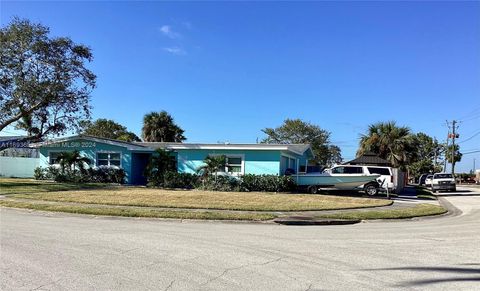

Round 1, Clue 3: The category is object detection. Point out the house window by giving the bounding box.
[210,155,243,175]
[97,152,121,167]
[49,152,62,164]
[226,157,242,174]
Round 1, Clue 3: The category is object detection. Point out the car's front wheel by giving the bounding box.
[364,184,379,196]
[308,186,318,194]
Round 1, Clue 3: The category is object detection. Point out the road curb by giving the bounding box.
[437,196,462,217]
[273,216,360,225]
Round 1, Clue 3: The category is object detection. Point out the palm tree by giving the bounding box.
[197,155,227,184]
[56,150,91,175]
[142,111,186,142]
[357,121,415,169]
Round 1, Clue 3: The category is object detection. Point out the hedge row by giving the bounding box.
[34,166,126,184]
[148,172,296,192]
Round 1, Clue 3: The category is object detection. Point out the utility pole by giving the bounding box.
[444,120,450,172]
[445,120,459,175]
[451,120,456,175]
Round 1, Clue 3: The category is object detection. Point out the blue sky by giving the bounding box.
[2,1,479,172]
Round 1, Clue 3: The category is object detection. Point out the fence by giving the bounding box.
[0,157,40,178]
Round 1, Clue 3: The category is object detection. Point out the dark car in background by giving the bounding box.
[419,173,430,186]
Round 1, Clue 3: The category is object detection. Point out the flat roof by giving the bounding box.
[135,142,313,156]
[32,135,314,156]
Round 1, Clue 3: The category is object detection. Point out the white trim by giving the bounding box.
[166,145,308,155]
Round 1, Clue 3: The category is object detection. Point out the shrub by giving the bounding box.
[34,167,47,180]
[199,175,245,192]
[162,172,199,189]
[88,167,126,184]
[33,166,126,184]
[241,174,296,192]
[144,149,176,187]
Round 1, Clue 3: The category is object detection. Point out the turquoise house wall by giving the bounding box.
[176,149,282,175]
[38,139,135,183]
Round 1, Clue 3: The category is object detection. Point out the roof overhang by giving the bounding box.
[31,135,152,151]
[136,142,313,156]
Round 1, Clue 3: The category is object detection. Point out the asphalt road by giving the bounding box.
[1,187,479,290]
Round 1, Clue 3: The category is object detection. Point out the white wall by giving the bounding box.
[0,157,40,178]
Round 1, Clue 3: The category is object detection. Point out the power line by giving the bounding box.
[458,130,480,144]
[458,105,480,121]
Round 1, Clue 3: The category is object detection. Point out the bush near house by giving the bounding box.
[149,171,297,192]
[198,175,244,192]
[241,174,296,192]
[34,166,126,184]
[162,172,198,189]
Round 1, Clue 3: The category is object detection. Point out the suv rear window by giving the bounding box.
[434,174,453,179]
[331,166,364,174]
[367,167,391,175]
[344,167,364,174]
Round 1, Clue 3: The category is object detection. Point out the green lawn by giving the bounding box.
[316,203,447,220]
[11,187,392,211]
[0,178,113,195]
[1,178,448,221]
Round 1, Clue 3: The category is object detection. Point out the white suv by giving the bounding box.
[431,173,456,192]
[328,165,395,195]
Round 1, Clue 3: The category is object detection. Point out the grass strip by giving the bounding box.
[0,200,276,221]
[316,204,447,220]
[415,186,437,200]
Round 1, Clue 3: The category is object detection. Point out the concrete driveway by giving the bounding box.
[1,186,479,290]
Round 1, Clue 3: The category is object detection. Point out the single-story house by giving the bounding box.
[33,135,314,184]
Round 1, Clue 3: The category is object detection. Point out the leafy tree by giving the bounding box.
[357,121,416,170]
[197,155,227,184]
[445,144,462,174]
[407,133,444,178]
[142,111,186,142]
[0,18,96,144]
[80,119,140,142]
[261,119,341,166]
[56,150,91,175]
[144,149,176,186]
[327,145,343,166]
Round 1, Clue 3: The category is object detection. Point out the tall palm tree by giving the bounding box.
[56,150,91,175]
[197,155,227,184]
[357,121,415,169]
[142,111,186,142]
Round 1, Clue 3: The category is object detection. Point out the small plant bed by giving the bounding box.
[0,200,275,221]
[415,186,437,200]
[316,204,447,220]
[0,178,112,196]
[10,187,392,211]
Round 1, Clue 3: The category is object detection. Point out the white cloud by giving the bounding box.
[163,46,186,55]
[159,25,181,39]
